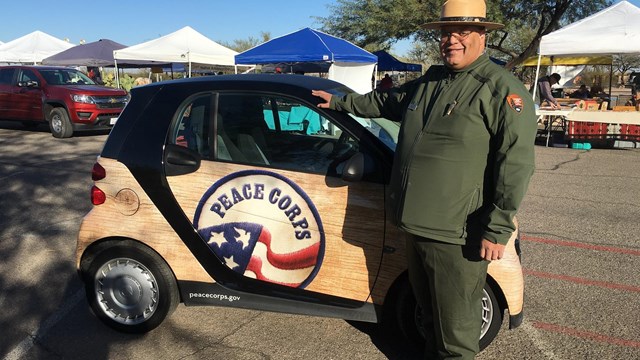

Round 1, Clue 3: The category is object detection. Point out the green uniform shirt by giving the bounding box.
[330,54,536,245]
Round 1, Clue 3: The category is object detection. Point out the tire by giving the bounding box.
[478,282,503,351]
[83,241,180,333]
[391,278,424,345]
[48,107,73,138]
[391,279,504,352]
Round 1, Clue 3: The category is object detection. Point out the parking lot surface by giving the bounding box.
[0,122,638,359]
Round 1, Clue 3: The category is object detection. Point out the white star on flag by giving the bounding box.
[207,230,226,248]
[224,255,239,269]
[234,226,251,250]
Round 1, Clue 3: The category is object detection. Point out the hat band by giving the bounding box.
[439,16,487,23]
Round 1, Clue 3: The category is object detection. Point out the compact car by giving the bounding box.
[76,74,523,350]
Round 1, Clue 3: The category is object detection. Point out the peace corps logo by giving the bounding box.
[193,170,325,288]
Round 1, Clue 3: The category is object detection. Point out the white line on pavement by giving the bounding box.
[521,320,561,360]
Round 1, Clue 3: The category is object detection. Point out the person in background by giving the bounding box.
[87,67,103,85]
[589,84,606,98]
[625,88,639,108]
[570,84,590,99]
[537,72,561,109]
[312,0,537,358]
[379,73,393,90]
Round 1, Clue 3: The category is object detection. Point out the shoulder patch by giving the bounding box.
[506,94,524,113]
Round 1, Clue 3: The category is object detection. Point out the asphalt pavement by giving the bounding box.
[0,121,638,359]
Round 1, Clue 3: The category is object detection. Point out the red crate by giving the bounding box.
[567,121,608,139]
[620,124,640,140]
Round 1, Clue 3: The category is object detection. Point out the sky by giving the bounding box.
[1,0,331,45]
[0,0,414,55]
[1,0,639,58]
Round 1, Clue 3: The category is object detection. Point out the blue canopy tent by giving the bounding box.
[235,28,377,93]
[373,50,422,72]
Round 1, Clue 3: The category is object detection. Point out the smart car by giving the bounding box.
[76,74,523,350]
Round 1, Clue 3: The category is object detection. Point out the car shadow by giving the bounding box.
[322,150,422,358]
[346,320,424,359]
[0,120,111,137]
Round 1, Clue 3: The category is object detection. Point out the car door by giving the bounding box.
[11,69,43,120]
[163,91,386,305]
[0,68,17,118]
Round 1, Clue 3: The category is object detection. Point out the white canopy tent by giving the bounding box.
[0,30,73,64]
[533,1,640,100]
[113,26,239,81]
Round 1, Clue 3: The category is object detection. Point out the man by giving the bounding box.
[379,73,393,90]
[537,73,561,108]
[312,0,536,358]
[570,84,590,99]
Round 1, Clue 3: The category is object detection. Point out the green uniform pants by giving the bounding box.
[406,234,489,359]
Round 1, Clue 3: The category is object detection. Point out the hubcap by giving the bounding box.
[94,258,159,325]
[51,115,62,133]
[480,288,493,338]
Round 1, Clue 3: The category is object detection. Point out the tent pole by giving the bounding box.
[114,59,120,89]
[532,52,543,103]
[373,64,378,91]
[608,62,613,108]
[188,51,191,78]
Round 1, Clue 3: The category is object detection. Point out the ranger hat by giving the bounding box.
[422,0,504,30]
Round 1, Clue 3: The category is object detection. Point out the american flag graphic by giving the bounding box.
[198,222,322,288]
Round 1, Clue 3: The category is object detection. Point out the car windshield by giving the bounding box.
[325,86,399,151]
[39,69,96,86]
[350,115,399,151]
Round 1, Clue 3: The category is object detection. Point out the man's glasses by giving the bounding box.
[440,30,473,41]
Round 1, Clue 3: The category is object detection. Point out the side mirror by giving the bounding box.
[341,152,364,182]
[18,80,39,88]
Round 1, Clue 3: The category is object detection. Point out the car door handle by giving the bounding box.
[165,144,201,176]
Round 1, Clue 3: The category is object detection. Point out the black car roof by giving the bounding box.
[141,73,351,93]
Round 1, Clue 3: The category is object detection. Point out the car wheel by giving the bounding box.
[479,282,503,351]
[83,242,180,333]
[392,279,503,351]
[49,108,73,138]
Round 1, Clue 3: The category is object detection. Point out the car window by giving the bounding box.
[18,69,38,84]
[0,68,15,85]
[355,116,399,151]
[168,92,366,177]
[39,69,95,85]
[168,93,214,158]
[218,93,359,175]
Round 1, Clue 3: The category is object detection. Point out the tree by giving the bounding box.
[613,54,640,86]
[316,0,611,69]
[220,32,272,53]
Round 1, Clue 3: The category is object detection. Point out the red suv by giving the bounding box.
[0,65,129,138]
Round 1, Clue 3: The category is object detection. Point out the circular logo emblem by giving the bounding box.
[194,170,325,288]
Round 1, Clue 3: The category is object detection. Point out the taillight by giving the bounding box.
[91,185,106,205]
[92,162,106,181]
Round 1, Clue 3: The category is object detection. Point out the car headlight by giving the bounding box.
[72,94,95,104]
